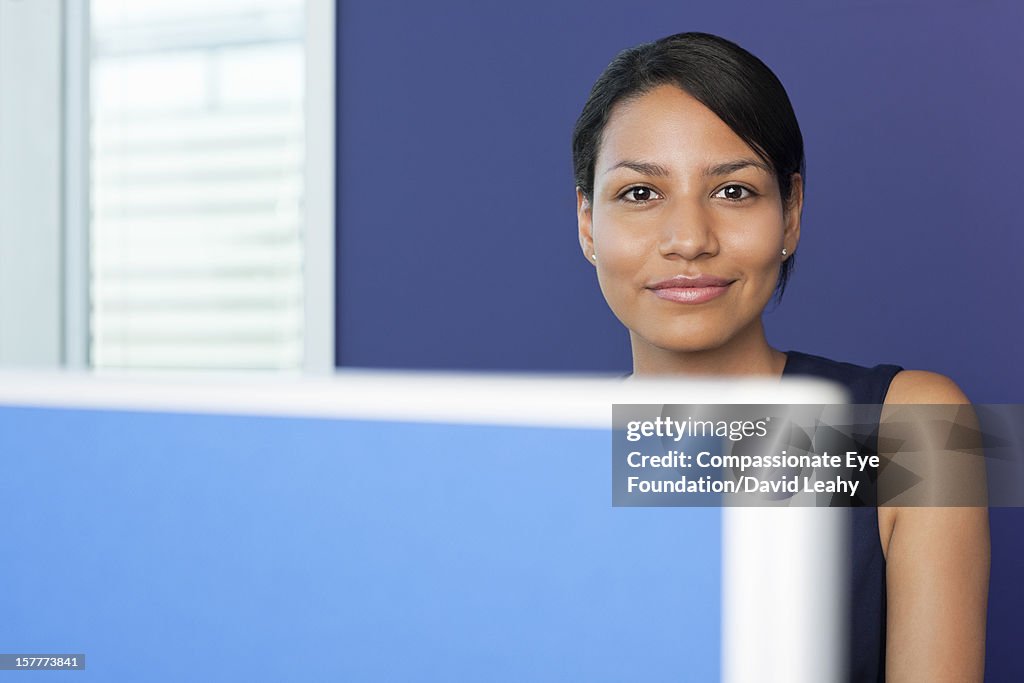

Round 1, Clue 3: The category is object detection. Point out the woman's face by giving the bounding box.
[577,84,802,358]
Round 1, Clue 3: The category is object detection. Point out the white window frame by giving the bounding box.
[0,0,336,373]
[0,0,64,367]
[302,0,335,374]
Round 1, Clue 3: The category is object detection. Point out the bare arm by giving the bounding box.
[883,370,990,682]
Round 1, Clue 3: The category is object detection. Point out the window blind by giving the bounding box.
[90,0,305,369]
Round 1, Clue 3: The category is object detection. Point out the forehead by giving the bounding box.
[596,84,760,173]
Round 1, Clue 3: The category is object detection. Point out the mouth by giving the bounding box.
[647,275,735,305]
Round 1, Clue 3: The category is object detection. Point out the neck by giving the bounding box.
[630,319,787,378]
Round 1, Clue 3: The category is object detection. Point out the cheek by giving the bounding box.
[591,210,650,275]
[720,215,785,276]
[590,213,652,317]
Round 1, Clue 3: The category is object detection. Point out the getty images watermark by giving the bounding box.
[612,404,1024,508]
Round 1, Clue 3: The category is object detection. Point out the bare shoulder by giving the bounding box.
[879,368,989,681]
[885,369,971,405]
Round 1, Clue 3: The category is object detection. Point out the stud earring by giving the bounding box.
[591,254,597,261]
[781,248,788,257]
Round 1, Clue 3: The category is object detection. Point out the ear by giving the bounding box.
[783,173,803,258]
[577,187,596,265]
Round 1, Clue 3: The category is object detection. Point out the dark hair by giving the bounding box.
[572,32,805,299]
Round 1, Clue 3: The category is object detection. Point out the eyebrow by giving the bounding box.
[604,160,671,177]
[604,158,773,178]
[704,158,773,177]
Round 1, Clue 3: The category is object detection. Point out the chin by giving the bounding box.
[633,326,733,355]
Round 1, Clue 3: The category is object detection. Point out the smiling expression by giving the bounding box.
[577,84,802,358]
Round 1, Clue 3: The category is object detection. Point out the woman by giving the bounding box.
[572,32,989,681]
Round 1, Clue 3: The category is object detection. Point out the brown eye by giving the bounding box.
[622,186,660,203]
[715,185,755,201]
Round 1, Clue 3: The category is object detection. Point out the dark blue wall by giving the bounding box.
[335,1,1023,678]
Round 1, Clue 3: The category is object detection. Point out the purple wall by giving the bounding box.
[335,1,1023,678]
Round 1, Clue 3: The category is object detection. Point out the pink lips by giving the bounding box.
[648,274,735,304]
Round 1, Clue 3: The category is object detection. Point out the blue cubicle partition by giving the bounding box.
[0,404,720,681]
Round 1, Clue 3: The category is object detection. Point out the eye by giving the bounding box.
[714,184,756,202]
[620,186,662,203]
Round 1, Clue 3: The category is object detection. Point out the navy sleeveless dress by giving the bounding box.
[782,350,903,683]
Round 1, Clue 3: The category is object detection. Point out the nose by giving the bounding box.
[657,197,719,260]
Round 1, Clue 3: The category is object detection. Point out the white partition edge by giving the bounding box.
[0,369,845,429]
[722,507,848,683]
